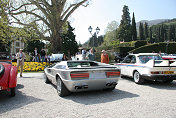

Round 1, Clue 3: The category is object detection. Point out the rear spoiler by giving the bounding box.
[146,60,176,67]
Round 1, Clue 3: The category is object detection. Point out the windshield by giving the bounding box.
[139,55,163,64]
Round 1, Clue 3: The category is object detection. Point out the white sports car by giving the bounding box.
[115,53,176,84]
[44,60,121,97]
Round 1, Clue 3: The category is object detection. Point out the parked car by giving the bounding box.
[115,53,176,84]
[161,53,176,60]
[0,52,18,97]
[114,53,124,63]
[44,60,121,97]
[50,53,63,63]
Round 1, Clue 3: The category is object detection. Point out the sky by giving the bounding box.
[70,0,176,44]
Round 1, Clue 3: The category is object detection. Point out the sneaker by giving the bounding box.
[20,74,22,77]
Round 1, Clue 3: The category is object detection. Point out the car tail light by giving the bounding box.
[106,71,120,77]
[151,71,161,74]
[70,73,89,79]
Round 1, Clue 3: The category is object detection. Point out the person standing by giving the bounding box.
[34,48,39,62]
[16,49,25,77]
[82,48,87,60]
[87,48,95,61]
[101,50,109,64]
[40,49,46,63]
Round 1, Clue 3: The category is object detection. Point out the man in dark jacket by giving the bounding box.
[40,49,46,63]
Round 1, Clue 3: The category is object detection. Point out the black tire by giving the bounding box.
[10,87,16,97]
[104,86,116,91]
[56,77,70,97]
[0,64,5,77]
[163,80,173,83]
[133,71,145,84]
[44,73,50,84]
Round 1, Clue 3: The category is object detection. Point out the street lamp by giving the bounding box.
[166,40,169,53]
[88,26,100,48]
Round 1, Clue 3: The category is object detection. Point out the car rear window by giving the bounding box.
[139,55,163,64]
[67,62,98,67]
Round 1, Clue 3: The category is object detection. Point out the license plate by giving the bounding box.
[90,72,106,79]
[164,71,174,74]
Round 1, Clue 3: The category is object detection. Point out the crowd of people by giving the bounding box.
[32,48,49,63]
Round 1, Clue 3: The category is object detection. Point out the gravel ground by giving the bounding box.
[0,72,176,118]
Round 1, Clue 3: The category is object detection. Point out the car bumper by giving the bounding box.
[62,78,120,92]
[141,74,176,81]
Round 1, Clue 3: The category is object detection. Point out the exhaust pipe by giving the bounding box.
[75,85,88,89]
[106,82,117,86]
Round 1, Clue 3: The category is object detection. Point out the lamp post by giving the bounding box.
[88,26,100,48]
[166,40,169,53]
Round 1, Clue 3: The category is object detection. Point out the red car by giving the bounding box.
[0,52,18,97]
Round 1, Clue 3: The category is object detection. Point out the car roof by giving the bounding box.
[131,53,159,56]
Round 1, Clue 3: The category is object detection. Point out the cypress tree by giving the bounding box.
[149,27,153,43]
[117,5,132,42]
[139,22,144,40]
[131,12,137,41]
[144,22,149,40]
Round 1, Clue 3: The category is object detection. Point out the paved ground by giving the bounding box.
[0,72,176,118]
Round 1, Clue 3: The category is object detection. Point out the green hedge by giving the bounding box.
[129,42,176,54]
[118,40,147,48]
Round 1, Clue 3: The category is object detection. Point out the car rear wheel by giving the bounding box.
[44,73,50,84]
[0,64,5,77]
[104,86,116,91]
[163,80,173,83]
[56,77,70,97]
[133,71,145,84]
[10,87,16,97]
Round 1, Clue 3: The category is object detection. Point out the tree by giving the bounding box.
[0,0,11,51]
[25,40,45,54]
[131,12,137,41]
[105,21,118,33]
[62,22,78,56]
[117,5,132,42]
[139,22,144,40]
[168,25,175,41]
[9,0,89,53]
[149,27,153,43]
[144,22,149,40]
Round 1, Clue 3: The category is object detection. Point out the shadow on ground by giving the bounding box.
[64,89,139,105]
[0,84,43,114]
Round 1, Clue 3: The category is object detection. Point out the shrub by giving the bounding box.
[129,42,176,54]
[12,62,51,72]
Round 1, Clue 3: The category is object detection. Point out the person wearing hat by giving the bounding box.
[16,49,25,77]
[101,50,109,64]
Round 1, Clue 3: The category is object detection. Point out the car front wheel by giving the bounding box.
[56,77,70,97]
[44,73,50,84]
[133,71,145,84]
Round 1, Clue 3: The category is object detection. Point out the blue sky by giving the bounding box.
[70,0,176,44]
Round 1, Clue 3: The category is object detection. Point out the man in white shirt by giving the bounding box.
[16,49,25,77]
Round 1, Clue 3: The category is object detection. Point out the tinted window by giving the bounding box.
[139,55,163,64]
[67,62,98,67]
[122,55,136,63]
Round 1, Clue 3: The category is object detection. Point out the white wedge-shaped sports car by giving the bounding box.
[115,53,176,84]
[44,60,121,97]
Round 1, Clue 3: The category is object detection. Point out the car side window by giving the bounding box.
[122,55,136,64]
[131,56,136,63]
[123,55,132,63]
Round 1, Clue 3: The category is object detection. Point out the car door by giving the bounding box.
[120,55,133,76]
